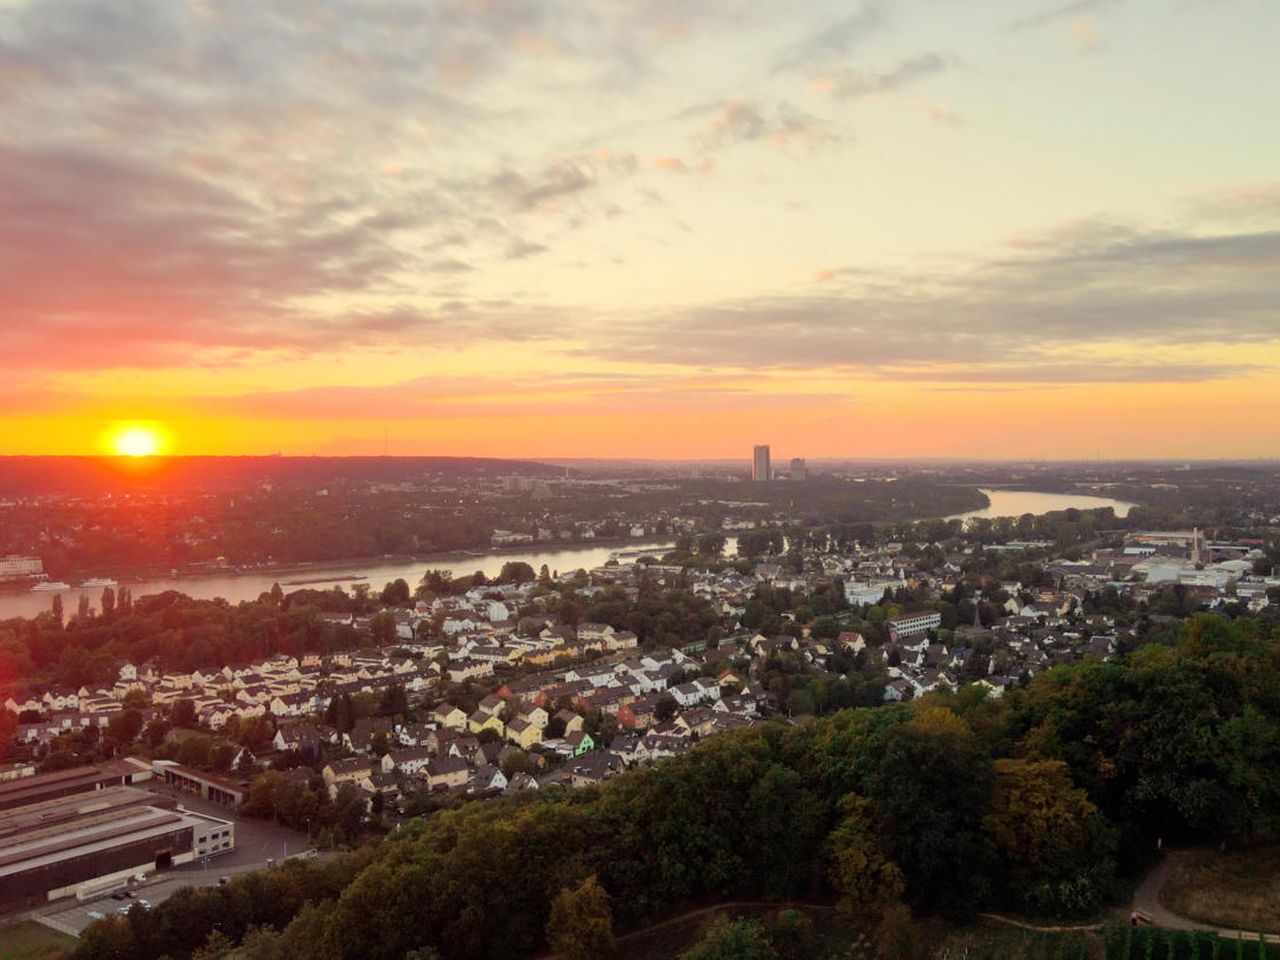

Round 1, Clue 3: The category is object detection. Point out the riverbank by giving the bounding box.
[2,536,680,596]
[0,538,680,620]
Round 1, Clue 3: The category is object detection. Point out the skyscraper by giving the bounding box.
[752,445,771,482]
[790,457,808,481]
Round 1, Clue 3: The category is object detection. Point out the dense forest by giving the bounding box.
[70,614,1280,960]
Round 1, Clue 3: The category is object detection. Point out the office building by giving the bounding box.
[752,445,771,482]
[790,458,808,481]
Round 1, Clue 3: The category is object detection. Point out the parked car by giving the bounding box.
[86,910,105,920]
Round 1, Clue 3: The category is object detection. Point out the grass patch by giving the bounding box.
[934,923,1098,960]
[1161,846,1280,933]
[0,921,76,960]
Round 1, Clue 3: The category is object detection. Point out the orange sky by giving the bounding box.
[2,0,1278,458]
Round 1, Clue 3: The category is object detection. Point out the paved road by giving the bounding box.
[1130,849,1277,942]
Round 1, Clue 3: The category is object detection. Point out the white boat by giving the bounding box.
[31,581,71,592]
[81,578,119,588]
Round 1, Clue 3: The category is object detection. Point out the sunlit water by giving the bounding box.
[946,487,1135,521]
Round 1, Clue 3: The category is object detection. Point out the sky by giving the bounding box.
[1,0,1279,461]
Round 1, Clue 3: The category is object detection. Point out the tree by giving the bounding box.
[680,916,776,960]
[655,693,678,722]
[172,698,198,728]
[107,708,144,745]
[986,758,1095,878]
[369,611,398,646]
[377,684,409,717]
[51,592,64,628]
[380,579,411,606]
[101,586,116,616]
[546,875,616,960]
[826,793,906,919]
[498,561,537,585]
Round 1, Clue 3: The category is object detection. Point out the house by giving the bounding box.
[608,735,644,765]
[424,757,470,791]
[565,752,625,787]
[670,677,719,708]
[565,730,595,757]
[470,764,508,793]
[506,717,542,750]
[431,703,468,730]
[517,704,549,730]
[345,718,395,755]
[554,709,584,736]
[468,710,504,737]
[323,757,373,794]
[883,678,917,702]
[618,697,659,730]
[381,746,432,776]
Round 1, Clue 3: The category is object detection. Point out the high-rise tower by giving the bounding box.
[752,445,771,482]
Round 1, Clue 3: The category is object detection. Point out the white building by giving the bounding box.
[0,556,43,580]
[887,611,942,641]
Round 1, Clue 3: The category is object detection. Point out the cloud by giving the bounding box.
[812,53,949,101]
[1183,182,1280,225]
[1069,19,1106,51]
[704,100,839,150]
[772,3,884,73]
[172,371,847,421]
[505,238,549,260]
[874,362,1258,384]
[564,220,1280,381]
[0,143,411,367]
[1008,0,1118,32]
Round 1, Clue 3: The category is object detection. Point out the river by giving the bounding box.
[0,541,678,621]
[1,489,1137,620]
[946,487,1136,522]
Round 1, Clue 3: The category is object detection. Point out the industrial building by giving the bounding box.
[0,785,234,910]
[153,760,246,808]
[0,758,153,812]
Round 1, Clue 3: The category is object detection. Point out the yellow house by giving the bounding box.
[506,717,542,750]
[468,710,505,737]
[432,703,468,730]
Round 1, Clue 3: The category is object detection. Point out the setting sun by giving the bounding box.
[107,424,166,458]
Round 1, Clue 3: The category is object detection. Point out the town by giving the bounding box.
[3,456,1278,945]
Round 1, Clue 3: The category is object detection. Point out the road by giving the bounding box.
[1129,849,1278,942]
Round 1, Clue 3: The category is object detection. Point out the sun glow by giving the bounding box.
[107,424,166,457]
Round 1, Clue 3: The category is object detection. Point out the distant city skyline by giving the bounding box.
[1,1,1277,458]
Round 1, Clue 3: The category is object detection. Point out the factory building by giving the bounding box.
[0,785,234,910]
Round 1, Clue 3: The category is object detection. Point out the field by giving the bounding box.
[1161,846,1280,933]
[0,921,75,960]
